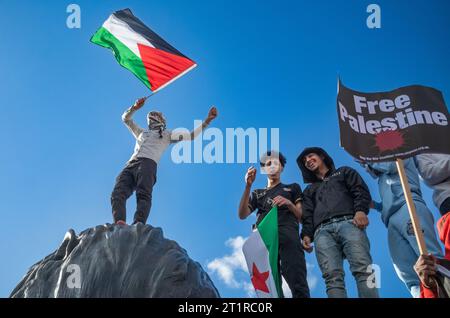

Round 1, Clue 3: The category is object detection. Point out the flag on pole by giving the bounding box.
[90,8,196,93]
[242,206,283,298]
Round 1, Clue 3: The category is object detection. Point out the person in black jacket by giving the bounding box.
[297,147,379,298]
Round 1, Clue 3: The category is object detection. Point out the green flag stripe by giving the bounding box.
[257,206,283,298]
[90,27,151,89]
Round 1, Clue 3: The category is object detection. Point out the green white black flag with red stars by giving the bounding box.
[242,206,283,298]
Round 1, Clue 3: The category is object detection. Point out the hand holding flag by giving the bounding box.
[131,97,147,111]
[272,196,292,208]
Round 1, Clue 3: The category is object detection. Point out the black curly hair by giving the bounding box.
[259,150,287,167]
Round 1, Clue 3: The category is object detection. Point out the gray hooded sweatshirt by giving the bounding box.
[415,153,450,210]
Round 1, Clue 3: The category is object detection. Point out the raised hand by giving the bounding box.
[206,106,218,123]
[245,166,256,187]
[131,97,147,111]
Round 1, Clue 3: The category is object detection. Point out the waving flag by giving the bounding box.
[242,206,283,298]
[91,8,196,93]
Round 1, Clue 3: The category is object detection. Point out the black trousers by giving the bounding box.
[279,223,310,298]
[111,158,157,224]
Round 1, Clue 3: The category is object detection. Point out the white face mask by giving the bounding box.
[264,159,281,175]
[260,152,283,175]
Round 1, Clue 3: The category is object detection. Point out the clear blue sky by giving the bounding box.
[0,0,449,298]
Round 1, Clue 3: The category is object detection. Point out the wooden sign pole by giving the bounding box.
[395,158,428,255]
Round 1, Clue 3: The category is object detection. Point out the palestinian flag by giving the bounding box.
[90,8,196,93]
[242,206,283,298]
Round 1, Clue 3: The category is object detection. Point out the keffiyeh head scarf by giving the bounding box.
[147,111,166,138]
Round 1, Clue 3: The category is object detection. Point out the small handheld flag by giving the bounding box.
[242,206,283,298]
[91,8,197,94]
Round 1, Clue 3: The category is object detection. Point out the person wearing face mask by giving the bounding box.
[238,151,310,298]
[111,97,218,225]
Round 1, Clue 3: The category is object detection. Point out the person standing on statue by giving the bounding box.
[111,97,217,225]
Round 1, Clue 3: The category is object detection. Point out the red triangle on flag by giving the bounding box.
[251,263,270,293]
[138,44,196,92]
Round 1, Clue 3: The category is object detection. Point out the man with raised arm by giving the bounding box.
[111,97,217,225]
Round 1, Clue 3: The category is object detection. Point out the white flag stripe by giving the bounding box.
[242,230,278,298]
[103,14,155,59]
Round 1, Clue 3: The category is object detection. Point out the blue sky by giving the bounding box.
[0,0,449,298]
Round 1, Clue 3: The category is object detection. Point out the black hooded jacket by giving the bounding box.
[297,147,371,241]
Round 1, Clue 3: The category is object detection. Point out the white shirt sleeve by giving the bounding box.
[169,128,191,143]
[122,107,144,139]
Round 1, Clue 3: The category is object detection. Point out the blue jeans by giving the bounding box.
[387,201,443,298]
[314,217,379,298]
